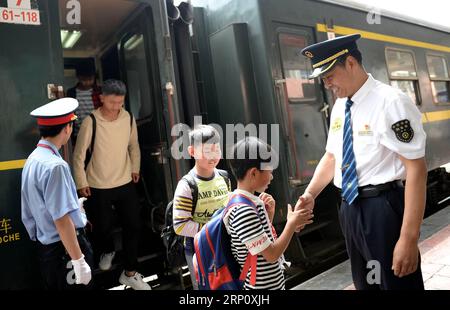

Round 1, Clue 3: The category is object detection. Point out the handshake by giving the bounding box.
[287,192,315,233]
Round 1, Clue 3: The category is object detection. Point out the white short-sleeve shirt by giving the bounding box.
[326,74,426,188]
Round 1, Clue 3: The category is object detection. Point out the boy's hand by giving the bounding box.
[132,173,140,183]
[259,192,275,221]
[78,187,91,197]
[287,204,313,230]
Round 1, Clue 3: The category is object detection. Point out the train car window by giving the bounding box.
[390,80,418,104]
[385,48,421,105]
[278,33,316,102]
[123,33,154,120]
[426,54,450,104]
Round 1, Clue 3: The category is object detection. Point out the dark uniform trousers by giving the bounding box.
[339,184,424,290]
[37,229,94,290]
[87,182,141,272]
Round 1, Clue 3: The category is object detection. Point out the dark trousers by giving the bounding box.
[37,231,94,290]
[88,182,141,271]
[339,186,424,290]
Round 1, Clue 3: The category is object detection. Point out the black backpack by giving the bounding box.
[161,169,231,269]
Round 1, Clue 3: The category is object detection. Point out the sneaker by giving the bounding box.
[119,271,151,290]
[98,251,116,271]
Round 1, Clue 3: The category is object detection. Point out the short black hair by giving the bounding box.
[102,79,127,96]
[76,62,96,77]
[336,49,363,66]
[228,137,276,181]
[39,122,73,138]
[189,125,220,146]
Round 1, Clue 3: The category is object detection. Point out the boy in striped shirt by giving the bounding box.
[225,137,314,289]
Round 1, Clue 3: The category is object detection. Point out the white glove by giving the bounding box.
[78,197,88,226]
[78,197,87,211]
[71,254,92,285]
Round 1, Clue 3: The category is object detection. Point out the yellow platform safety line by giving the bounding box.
[0,159,26,171]
[422,110,450,124]
[316,24,450,53]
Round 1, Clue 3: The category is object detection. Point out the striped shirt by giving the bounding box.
[73,88,95,136]
[173,169,230,238]
[223,189,285,290]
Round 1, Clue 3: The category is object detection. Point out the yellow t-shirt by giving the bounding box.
[172,169,231,237]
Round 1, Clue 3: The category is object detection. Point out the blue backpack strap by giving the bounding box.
[223,193,256,217]
[224,193,259,286]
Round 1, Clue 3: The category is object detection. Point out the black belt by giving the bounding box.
[358,180,403,198]
[340,180,403,200]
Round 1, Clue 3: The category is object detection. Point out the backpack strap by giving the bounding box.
[217,169,231,191]
[240,254,258,286]
[89,114,96,154]
[128,110,134,128]
[84,113,97,167]
[225,193,258,286]
[182,173,198,215]
[223,193,256,218]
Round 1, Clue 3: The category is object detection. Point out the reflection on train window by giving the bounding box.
[390,80,417,105]
[278,33,316,102]
[385,48,421,105]
[123,33,154,120]
[426,54,450,104]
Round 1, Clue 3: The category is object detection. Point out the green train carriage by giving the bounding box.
[0,0,449,289]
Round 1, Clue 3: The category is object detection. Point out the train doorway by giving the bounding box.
[57,0,172,287]
[271,23,345,270]
[272,23,329,186]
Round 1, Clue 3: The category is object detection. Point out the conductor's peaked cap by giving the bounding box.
[301,34,361,79]
[30,98,79,126]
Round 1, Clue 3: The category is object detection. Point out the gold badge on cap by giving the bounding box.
[305,51,314,58]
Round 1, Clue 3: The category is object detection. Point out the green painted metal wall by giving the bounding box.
[0,0,64,288]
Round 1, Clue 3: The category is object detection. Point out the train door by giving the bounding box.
[0,0,65,289]
[271,23,345,264]
[272,24,329,186]
[117,9,172,269]
[57,0,176,287]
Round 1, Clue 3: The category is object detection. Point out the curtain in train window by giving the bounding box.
[386,48,421,105]
[426,55,450,104]
[279,33,316,102]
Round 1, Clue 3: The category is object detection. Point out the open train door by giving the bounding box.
[271,23,345,266]
[114,7,174,274]
[0,0,65,288]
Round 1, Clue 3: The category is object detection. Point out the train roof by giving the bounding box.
[319,0,450,34]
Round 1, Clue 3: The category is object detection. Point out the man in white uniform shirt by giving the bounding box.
[298,34,427,290]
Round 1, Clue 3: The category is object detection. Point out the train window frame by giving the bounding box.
[385,47,422,105]
[425,53,450,106]
[277,31,318,104]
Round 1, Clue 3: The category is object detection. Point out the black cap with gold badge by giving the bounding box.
[301,34,361,79]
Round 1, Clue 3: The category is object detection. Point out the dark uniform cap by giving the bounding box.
[30,98,78,126]
[301,34,361,79]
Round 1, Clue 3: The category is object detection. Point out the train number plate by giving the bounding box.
[0,7,40,25]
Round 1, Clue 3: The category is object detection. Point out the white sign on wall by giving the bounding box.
[7,0,31,10]
[1,0,40,25]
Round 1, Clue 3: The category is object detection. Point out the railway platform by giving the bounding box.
[292,204,450,290]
